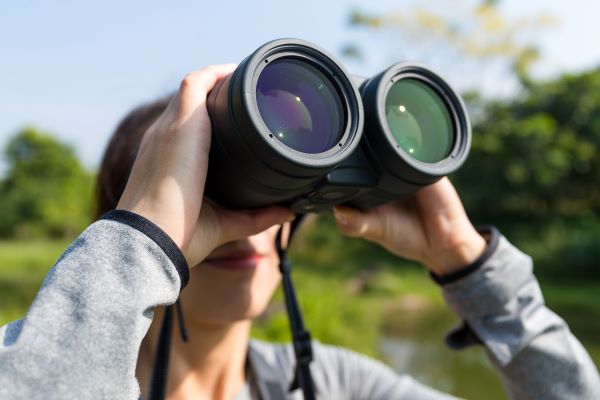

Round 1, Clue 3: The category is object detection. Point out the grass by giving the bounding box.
[0,240,70,276]
[0,240,70,323]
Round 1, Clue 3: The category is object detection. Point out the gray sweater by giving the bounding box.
[0,217,599,399]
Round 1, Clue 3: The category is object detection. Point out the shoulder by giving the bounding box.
[248,338,373,375]
[248,339,421,399]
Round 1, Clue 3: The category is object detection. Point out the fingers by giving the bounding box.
[333,206,384,242]
[177,64,237,119]
[184,204,294,267]
[219,206,295,243]
[414,177,478,242]
[414,177,466,220]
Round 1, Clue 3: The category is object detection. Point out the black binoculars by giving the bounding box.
[205,38,471,213]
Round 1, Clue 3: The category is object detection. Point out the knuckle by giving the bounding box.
[180,73,197,91]
[202,65,218,75]
[179,66,217,95]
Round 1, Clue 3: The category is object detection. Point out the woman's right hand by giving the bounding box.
[117,64,293,267]
[333,178,486,276]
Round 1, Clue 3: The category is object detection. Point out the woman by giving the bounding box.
[0,64,598,399]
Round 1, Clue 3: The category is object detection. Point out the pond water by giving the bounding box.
[380,336,505,399]
[379,302,600,400]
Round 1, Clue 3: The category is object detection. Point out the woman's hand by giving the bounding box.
[117,64,293,267]
[333,178,486,276]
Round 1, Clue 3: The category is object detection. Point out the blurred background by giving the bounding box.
[1,1,599,398]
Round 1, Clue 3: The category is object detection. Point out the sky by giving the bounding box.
[1,0,599,171]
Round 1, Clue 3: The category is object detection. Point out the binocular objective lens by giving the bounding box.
[256,59,345,154]
[385,79,454,163]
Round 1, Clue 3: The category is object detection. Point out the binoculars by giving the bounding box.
[205,39,471,213]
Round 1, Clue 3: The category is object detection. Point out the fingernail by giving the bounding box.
[333,207,353,226]
[275,208,294,222]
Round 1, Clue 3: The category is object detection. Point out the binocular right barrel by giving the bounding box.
[205,39,471,213]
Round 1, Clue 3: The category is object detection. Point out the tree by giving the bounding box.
[343,0,555,93]
[0,128,93,238]
[455,68,600,218]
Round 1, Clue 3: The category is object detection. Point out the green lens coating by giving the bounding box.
[385,79,454,163]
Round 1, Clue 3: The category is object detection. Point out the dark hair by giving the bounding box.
[95,96,172,219]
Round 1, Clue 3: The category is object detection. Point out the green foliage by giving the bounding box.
[0,128,94,238]
[456,68,600,218]
[346,1,555,84]
[0,239,70,323]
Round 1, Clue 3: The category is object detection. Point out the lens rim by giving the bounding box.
[255,57,346,154]
[373,63,471,177]
[238,39,364,168]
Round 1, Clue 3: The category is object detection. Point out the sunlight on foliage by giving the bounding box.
[348,0,556,85]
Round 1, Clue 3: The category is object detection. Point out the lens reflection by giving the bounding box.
[385,79,454,163]
[257,59,345,154]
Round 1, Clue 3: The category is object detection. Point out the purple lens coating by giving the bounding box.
[256,59,345,154]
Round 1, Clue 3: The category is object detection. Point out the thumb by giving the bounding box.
[333,206,384,242]
[220,206,295,243]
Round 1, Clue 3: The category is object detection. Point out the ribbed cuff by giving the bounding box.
[439,234,559,365]
[101,209,189,291]
[430,225,500,286]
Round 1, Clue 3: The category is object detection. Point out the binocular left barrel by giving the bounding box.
[205,39,471,213]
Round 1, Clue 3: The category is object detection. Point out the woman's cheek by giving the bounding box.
[251,254,281,306]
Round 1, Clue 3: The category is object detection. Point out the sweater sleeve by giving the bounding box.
[0,213,187,400]
[440,232,600,399]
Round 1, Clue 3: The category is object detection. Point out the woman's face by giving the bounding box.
[180,224,286,325]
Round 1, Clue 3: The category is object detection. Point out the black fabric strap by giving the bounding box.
[146,300,189,400]
[101,209,189,291]
[276,215,316,400]
[148,305,173,400]
[430,225,500,286]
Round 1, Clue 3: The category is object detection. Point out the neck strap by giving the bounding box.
[275,215,316,400]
